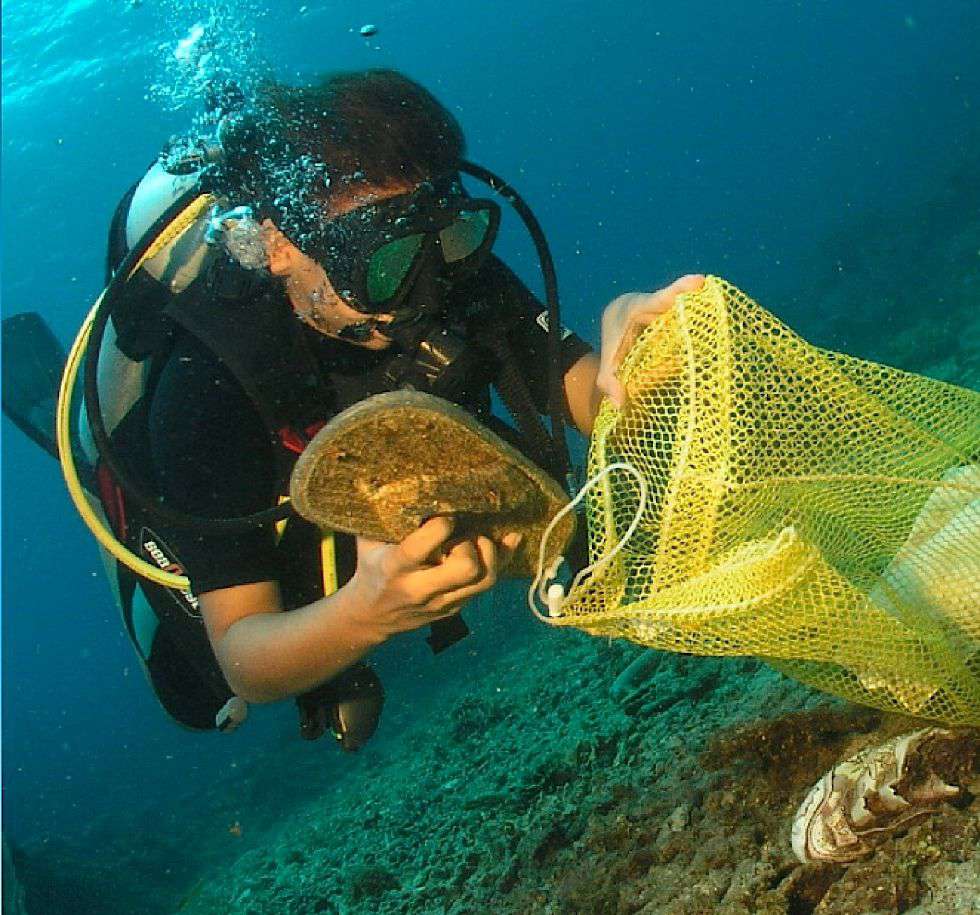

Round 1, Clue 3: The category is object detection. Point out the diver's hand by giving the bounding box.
[348,516,521,640]
[596,274,705,407]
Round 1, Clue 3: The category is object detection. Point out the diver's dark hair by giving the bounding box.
[262,69,464,186]
[221,69,465,213]
[210,69,465,246]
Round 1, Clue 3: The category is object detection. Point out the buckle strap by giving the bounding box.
[277,420,326,455]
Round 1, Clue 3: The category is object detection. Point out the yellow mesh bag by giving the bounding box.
[550,276,980,726]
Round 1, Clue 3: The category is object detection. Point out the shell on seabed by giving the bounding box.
[791,728,961,865]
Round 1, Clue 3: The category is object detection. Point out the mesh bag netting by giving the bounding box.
[555,276,980,726]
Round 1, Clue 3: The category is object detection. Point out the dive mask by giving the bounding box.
[302,175,500,321]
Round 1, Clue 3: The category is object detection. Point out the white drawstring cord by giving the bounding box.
[528,461,648,622]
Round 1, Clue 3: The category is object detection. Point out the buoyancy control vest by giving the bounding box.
[85,160,579,740]
[86,171,354,735]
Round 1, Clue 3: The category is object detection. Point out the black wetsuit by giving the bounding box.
[118,254,592,728]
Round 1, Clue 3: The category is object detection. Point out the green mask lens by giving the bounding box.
[438,208,492,263]
[364,207,495,306]
[367,234,425,304]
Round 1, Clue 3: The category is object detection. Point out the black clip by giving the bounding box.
[426,614,470,654]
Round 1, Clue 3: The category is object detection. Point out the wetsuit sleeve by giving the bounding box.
[471,256,593,416]
[148,332,282,594]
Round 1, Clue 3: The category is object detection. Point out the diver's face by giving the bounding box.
[264,182,416,349]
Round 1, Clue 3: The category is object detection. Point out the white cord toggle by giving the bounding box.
[546,583,566,618]
[528,461,648,623]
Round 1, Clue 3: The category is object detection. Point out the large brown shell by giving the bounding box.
[289,391,575,578]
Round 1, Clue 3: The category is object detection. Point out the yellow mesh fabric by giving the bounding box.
[556,276,980,726]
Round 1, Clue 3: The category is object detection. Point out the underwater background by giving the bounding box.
[2,1,979,912]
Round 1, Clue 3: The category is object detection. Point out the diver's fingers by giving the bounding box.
[408,536,491,598]
[624,274,705,344]
[597,372,627,410]
[597,292,650,407]
[391,515,456,572]
[426,533,521,612]
[597,275,705,406]
[621,274,702,317]
[497,531,523,572]
[432,606,466,623]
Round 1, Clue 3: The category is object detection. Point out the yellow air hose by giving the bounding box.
[56,193,220,591]
[57,294,191,589]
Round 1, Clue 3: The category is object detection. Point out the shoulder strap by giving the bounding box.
[106,182,140,285]
[107,168,332,436]
[459,255,572,484]
[484,334,569,482]
[162,257,331,435]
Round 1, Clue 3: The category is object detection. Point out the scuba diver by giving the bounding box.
[3,67,701,750]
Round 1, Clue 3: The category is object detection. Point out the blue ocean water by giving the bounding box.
[2,1,979,911]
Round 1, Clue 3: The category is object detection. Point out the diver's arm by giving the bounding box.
[561,275,706,435]
[199,578,385,703]
[200,517,519,702]
[562,352,602,436]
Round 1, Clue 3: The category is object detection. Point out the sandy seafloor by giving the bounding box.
[10,632,980,915]
[175,643,980,915]
[7,141,980,915]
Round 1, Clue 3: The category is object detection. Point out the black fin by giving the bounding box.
[2,312,66,460]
